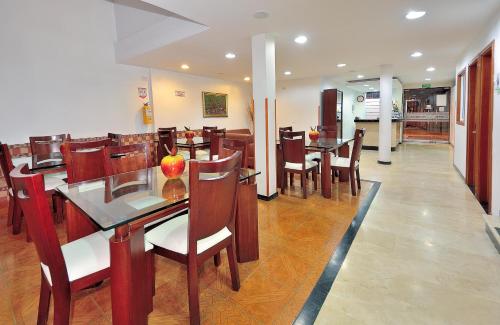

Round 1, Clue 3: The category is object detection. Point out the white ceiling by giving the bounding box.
[119,0,500,85]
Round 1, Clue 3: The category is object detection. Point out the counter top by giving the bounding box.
[355,119,403,123]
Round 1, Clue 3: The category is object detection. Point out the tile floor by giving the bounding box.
[0,168,372,324]
[316,143,500,324]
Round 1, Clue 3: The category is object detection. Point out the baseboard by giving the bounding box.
[362,145,397,152]
[257,192,278,201]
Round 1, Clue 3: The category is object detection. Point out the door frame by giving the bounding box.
[465,60,478,186]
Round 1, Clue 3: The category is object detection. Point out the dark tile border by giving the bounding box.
[293,180,381,325]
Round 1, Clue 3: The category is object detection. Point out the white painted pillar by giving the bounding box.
[252,34,277,198]
[378,65,393,164]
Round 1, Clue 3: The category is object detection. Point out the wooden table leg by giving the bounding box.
[65,200,99,242]
[110,226,148,325]
[235,182,259,262]
[338,144,350,182]
[190,146,196,159]
[321,151,332,198]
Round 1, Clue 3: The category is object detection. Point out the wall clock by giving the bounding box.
[356,95,365,103]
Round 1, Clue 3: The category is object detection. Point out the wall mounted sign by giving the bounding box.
[202,92,228,117]
[138,87,148,99]
[175,90,186,97]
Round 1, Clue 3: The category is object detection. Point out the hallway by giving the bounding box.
[316,144,500,324]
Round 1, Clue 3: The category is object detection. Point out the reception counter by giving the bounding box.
[355,119,402,151]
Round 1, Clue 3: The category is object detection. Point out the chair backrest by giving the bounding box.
[317,125,337,138]
[279,126,293,138]
[189,152,241,251]
[29,134,68,155]
[61,139,111,184]
[202,126,217,138]
[281,131,306,167]
[209,128,226,159]
[159,127,177,133]
[107,133,122,146]
[350,128,366,167]
[0,143,14,189]
[10,164,69,284]
[219,138,248,168]
[157,129,177,162]
[104,143,149,176]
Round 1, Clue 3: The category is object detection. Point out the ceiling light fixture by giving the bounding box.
[411,51,423,58]
[369,87,375,90]
[181,64,190,70]
[363,84,369,87]
[284,71,292,76]
[225,52,236,59]
[337,63,347,68]
[426,66,436,72]
[253,11,269,19]
[357,75,364,79]
[244,76,251,81]
[425,78,431,81]
[294,35,308,44]
[406,10,426,20]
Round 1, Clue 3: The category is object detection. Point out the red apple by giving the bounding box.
[185,130,195,139]
[160,145,186,178]
[309,130,320,141]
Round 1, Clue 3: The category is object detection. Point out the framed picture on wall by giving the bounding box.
[202,92,228,117]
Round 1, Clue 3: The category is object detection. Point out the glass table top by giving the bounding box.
[176,137,210,147]
[57,165,259,231]
[276,137,353,151]
[12,152,65,171]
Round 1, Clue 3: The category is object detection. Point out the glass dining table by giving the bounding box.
[276,137,353,198]
[12,152,65,172]
[56,165,260,325]
[176,136,210,159]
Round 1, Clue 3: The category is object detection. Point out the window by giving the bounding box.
[456,70,466,125]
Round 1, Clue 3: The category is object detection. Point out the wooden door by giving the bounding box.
[466,61,478,187]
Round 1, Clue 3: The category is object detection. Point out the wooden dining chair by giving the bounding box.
[281,131,318,199]
[331,128,366,196]
[107,133,122,146]
[145,152,242,325]
[30,134,69,155]
[1,142,66,236]
[278,126,293,134]
[208,128,226,160]
[158,128,190,162]
[218,138,248,168]
[202,126,217,137]
[10,163,154,325]
[61,139,112,184]
[104,143,149,176]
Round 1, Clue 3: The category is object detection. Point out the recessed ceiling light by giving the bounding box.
[284,71,292,76]
[369,87,375,90]
[225,52,236,59]
[244,76,251,81]
[181,64,190,70]
[406,10,426,20]
[411,51,423,58]
[363,84,369,87]
[337,63,347,68]
[426,66,436,72]
[253,11,269,19]
[294,35,308,44]
[425,78,431,81]
[357,75,364,79]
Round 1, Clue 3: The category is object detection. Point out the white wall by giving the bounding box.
[454,11,500,216]
[151,69,252,131]
[276,78,322,133]
[0,0,152,144]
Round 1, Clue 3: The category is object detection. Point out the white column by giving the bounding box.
[252,34,277,197]
[378,65,393,164]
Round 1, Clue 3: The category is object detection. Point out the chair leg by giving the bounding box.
[187,257,200,325]
[281,171,286,194]
[300,174,304,187]
[312,170,318,191]
[53,194,64,224]
[12,201,23,235]
[214,252,221,267]
[145,251,155,313]
[356,168,361,190]
[7,195,14,226]
[226,241,240,291]
[290,173,294,187]
[37,273,51,325]
[301,173,307,199]
[52,288,71,325]
[349,168,356,196]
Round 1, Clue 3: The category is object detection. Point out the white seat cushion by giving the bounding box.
[305,152,321,161]
[8,187,13,197]
[41,231,110,286]
[47,171,67,180]
[331,156,358,168]
[145,212,231,255]
[212,155,219,160]
[285,160,318,171]
[43,175,66,191]
[101,230,154,251]
[178,150,191,161]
